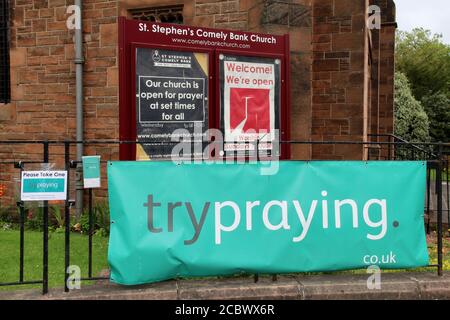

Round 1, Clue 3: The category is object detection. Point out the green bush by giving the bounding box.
[396,29,450,101]
[0,205,16,224]
[25,206,44,231]
[72,201,110,237]
[394,72,430,143]
[395,28,450,143]
[94,201,110,235]
[421,92,450,142]
[1,200,110,237]
[23,204,64,231]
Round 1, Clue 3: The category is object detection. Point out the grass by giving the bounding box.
[425,232,450,271]
[0,230,109,291]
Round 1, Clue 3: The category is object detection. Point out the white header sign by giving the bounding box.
[21,171,68,201]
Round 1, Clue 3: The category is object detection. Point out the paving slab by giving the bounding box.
[177,276,302,300]
[295,273,421,300]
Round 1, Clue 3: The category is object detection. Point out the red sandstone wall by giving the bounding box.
[0,0,396,206]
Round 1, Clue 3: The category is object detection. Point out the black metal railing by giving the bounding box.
[367,134,438,160]
[0,138,448,294]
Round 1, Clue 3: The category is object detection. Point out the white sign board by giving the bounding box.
[21,171,68,201]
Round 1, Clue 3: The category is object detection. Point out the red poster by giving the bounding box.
[222,56,277,151]
[229,88,271,133]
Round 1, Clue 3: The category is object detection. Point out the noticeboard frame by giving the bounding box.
[119,17,291,160]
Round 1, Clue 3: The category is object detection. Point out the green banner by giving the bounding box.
[107,161,428,285]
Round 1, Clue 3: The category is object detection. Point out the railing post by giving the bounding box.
[64,141,70,292]
[446,158,449,237]
[437,143,443,276]
[18,200,25,282]
[42,140,49,294]
[88,188,93,278]
[15,160,25,283]
[426,165,431,234]
[388,136,392,161]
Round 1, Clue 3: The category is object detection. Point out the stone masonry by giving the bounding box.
[0,0,396,204]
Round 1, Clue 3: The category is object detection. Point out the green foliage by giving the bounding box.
[395,28,450,142]
[0,221,14,231]
[93,201,110,236]
[396,28,450,99]
[420,93,450,142]
[72,201,110,237]
[394,72,430,143]
[0,205,16,224]
[22,204,62,232]
[25,206,44,231]
[50,205,64,228]
[23,204,63,232]
[0,201,110,237]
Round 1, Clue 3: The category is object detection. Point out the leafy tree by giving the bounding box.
[394,72,430,143]
[396,28,450,100]
[396,28,450,142]
[421,93,450,142]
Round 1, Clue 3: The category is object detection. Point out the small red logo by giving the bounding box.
[229,88,270,133]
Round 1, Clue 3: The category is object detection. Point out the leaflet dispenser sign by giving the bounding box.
[21,171,68,201]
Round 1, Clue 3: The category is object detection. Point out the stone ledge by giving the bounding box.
[0,272,449,300]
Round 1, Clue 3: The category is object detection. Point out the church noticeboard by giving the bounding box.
[135,48,209,160]
[119,17,290,160]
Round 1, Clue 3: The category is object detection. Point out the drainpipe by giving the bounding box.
[74,0,84,218]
